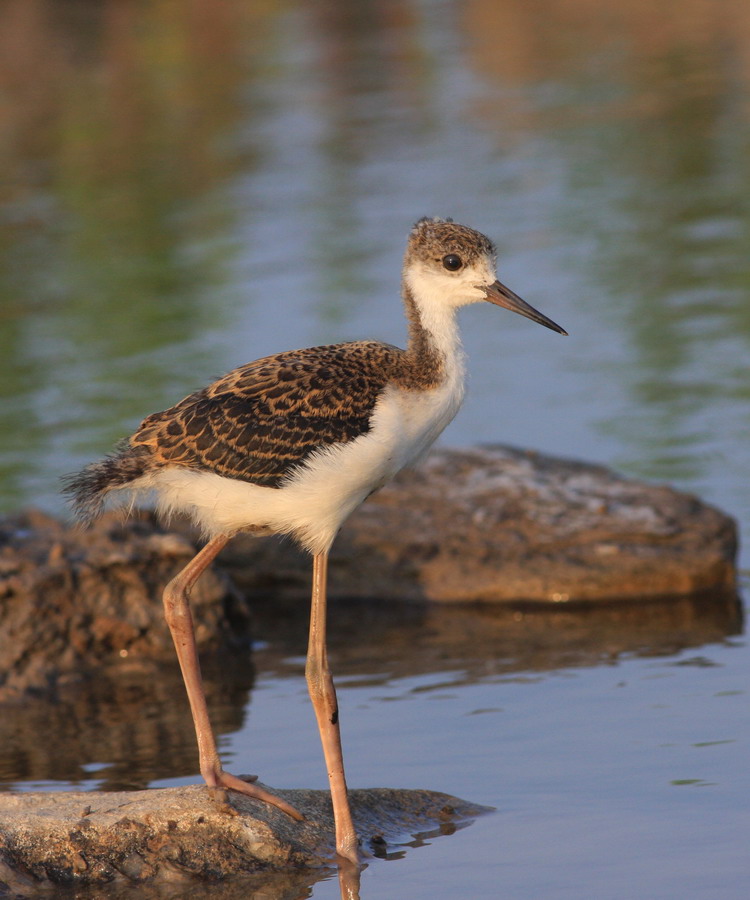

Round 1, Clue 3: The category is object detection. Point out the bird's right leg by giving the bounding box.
[162,533,302,820]
[306,551,360,865]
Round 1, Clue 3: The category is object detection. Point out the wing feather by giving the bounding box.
[129,341,402,487]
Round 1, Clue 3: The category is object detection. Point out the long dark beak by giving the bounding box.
[483,280,567,335]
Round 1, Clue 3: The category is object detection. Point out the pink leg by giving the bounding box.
[163,534,301,821]
[306,551,359,865]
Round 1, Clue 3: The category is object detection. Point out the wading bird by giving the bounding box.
[64,217,566,866]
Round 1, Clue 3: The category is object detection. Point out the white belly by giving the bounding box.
[128,378,464,556]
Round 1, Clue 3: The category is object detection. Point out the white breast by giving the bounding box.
[260,368,465,554]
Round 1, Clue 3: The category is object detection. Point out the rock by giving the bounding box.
[0,509,250,702]
[0,445,737,700]
[223,445,738,603]
[0,784,488,894]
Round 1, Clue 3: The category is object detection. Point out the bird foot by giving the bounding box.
[205,769,304,821]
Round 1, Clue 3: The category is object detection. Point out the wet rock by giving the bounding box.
[224,445,738,603]
[0,509,250,703]
[0,784,488,894]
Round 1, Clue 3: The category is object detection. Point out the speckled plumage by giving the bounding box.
[132,342,406,488]
[408,216,496,263]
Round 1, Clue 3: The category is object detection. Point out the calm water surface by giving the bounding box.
[1,1,749,898]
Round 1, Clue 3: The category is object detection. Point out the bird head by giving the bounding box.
[404,217,567,335]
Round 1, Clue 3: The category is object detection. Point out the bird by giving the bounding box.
[63,216,566,866]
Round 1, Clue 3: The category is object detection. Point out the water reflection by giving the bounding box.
[463,0,750,483]
[251,591,743,685]
[57,871,327,900]
[0,0,268,503]
[0,651,253,790]
[1,592,740,791]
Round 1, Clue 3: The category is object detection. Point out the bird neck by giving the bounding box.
[401,282,465,388]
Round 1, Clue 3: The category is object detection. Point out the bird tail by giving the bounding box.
[61,441,150,526]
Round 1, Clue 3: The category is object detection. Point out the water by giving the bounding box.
[1,0,749,897]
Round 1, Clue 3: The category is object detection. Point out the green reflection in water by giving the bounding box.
[502,21,750,483]
[1,0,749,510]
[0,1,280,507]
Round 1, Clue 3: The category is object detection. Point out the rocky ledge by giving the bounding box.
[0,509,249,702]
[0,784,488,895]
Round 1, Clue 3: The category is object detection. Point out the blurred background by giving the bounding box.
[0,1,749,898]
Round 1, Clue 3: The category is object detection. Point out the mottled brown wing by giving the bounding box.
[129,341,402,487]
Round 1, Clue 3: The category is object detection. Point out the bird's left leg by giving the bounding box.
[163,533,301,820]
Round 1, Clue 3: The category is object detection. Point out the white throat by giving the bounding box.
[404,268,466,366]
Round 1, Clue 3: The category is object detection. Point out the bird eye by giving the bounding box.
[442,254,463,271]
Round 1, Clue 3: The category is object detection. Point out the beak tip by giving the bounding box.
[484,280,568,336]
